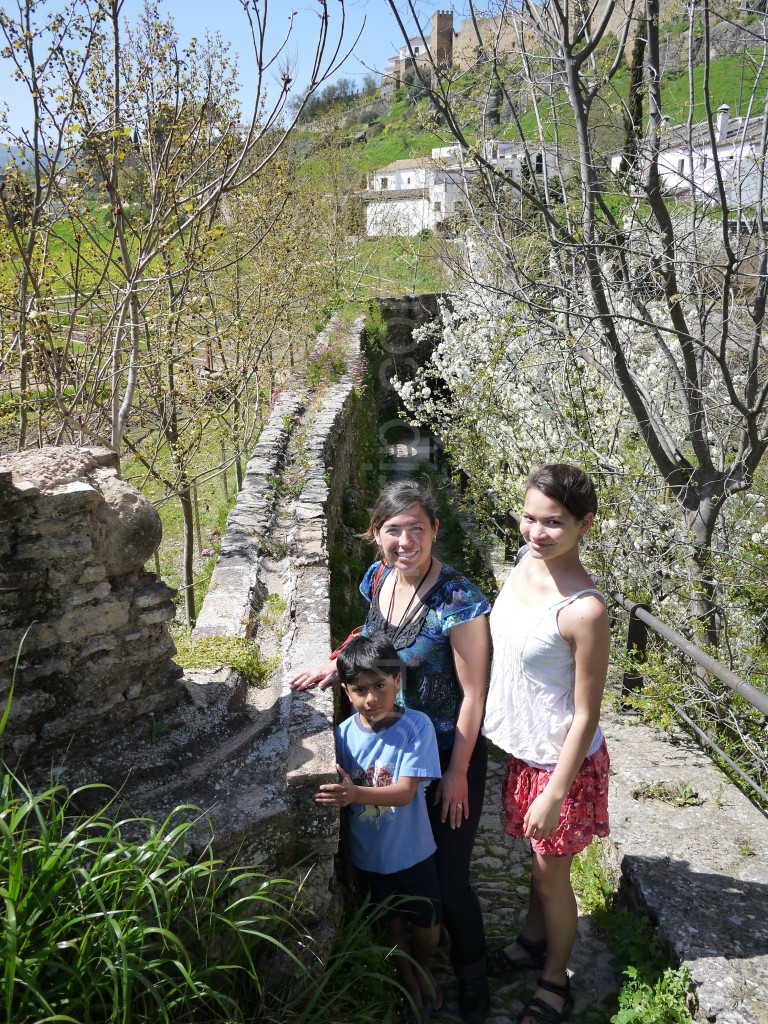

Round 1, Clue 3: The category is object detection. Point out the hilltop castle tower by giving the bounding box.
[431,10,454,65]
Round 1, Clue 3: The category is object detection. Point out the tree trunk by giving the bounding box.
[180,483,196,628]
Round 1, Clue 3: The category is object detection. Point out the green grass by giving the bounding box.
[0,755,420,1024]
[0,766,305,1022]
[660,51,768,122]
[345,236,454,298]
[0,634,417,1024]
[173,630,279,685]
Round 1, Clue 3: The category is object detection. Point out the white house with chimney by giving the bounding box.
[363,143,570,237]
[612,105,765,206]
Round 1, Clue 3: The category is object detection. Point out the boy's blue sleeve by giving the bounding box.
[334,723,347,771]
[398,712,441,781]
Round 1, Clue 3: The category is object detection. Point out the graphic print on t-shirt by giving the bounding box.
[351,760,395,829]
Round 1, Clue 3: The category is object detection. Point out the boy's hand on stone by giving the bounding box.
[314,765,357,807]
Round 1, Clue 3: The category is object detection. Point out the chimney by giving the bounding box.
[716,104,729,142]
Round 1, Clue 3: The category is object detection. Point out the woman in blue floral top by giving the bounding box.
[290,479,492,1024]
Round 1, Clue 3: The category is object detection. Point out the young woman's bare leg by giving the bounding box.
[518,853,575,1023]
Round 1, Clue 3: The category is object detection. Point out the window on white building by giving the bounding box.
[535,153,543,174]
[678,158,685,174]
[434,201,442,213]
[381,177,388,190]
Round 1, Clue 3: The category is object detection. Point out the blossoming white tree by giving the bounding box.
[388,0,768,657]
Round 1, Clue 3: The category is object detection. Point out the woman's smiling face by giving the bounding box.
[374,503,437,578]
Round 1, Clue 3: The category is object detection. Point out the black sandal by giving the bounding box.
[513,975,574,1024]
[486,933,547,977]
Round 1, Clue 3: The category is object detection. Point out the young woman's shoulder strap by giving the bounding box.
[372,561,390,597]
[554,587,605,608]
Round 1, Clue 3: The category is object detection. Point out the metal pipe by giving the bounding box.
[610,591,768,717]
[669,701,768,812]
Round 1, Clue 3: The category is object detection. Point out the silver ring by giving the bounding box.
[457,803,463,809]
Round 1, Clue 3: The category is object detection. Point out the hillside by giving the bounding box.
[299,9,766,171]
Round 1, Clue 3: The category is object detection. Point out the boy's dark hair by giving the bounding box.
[526,463,598,520]
[336,633,402,685]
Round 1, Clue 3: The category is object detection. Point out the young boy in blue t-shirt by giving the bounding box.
[314,633,443,1014]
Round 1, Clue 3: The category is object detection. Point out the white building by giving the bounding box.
[363,154,462,237]
[363,143,571,237]
[612,105,765,207]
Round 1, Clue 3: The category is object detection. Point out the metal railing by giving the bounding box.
[611,593,768,808]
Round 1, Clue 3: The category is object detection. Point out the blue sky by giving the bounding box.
[0,0,446,136]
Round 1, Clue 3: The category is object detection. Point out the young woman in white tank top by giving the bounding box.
[483,465,611,1024]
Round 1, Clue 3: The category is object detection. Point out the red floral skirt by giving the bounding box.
[502,739,610,857]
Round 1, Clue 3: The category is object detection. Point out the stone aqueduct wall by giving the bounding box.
[0,298,442,923]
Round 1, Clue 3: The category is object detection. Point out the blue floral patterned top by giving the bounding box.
[361,561,491,752]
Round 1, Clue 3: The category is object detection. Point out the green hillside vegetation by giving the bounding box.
[313,47,768,167]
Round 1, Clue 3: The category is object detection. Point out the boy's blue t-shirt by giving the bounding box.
[335,706,441,874]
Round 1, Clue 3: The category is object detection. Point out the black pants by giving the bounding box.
[426,735,488,981]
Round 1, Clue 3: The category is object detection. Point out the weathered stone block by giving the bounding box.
[14,535,94,562]
[57,600,131,640]
[68,582,113,607]
[133,582,177,609]
[135,606,177,626]
[77,634,118,659]
[0,446,184,762]
[77,564,108,585]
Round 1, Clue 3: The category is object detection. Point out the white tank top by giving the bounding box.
[484,569,605,768]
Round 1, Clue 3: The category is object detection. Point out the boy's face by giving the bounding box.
[341,670,401,727]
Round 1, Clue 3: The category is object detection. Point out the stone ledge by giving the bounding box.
[192,392,304,641]
[601,711,768,1024]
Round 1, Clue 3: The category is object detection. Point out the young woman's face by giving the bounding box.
[519,487,592,560]
[374,503,437,577]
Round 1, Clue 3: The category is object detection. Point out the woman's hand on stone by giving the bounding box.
[434,768,469,829]
[288,660,338,691]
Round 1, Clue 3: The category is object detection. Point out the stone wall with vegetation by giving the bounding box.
[0,313,372,938]
[0,301,439,938]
